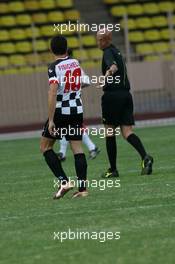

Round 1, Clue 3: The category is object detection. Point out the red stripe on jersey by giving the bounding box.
[49,80,59,85]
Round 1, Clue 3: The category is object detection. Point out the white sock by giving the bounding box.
[59,137,68,157]
[83,132,96,151]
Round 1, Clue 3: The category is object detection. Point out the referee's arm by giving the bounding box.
[103,49,118,78]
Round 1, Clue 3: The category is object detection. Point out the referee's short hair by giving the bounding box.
[50,35,67,55]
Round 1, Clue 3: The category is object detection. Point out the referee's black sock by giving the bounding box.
[106,136,117,171]
[43,149,68,183]
[74,153,87,192]
[127,134,147,160]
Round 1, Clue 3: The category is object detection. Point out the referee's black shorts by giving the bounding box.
[42,110,83,141]
[101,90,135,126]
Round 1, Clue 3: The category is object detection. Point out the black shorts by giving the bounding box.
[102,90,135,126]
[42,110,83,141]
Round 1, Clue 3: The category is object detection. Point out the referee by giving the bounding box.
[96,29,153,177]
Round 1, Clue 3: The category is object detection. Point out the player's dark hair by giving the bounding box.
[50,35,67,55]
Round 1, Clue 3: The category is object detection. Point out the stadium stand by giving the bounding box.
[104,0,175,61]
[0,0,100,74]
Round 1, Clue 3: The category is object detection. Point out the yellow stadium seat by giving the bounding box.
[127,4,143,16]
[103,0,119,4]
[52,25,75,35]
[35,40,48,52]
[0,3,8,14]
[9,55,26,66]
[151,16,168,28]
[10,29,26,40]
[8,2,25,13]
[143,3,160,15]
[136,44,154,55]
[87,48,103,60]
[160,29,173,40]
[0,43,16,54]
[120,18,136,30]
[35,65,47,72]
[15,42,33,53]
[75,24,88,34]
[163,53,173,61]
[32,13,48,24]
[123,0,136,2]
[0,56,9,68]
[172,15,175,25]
[128,31,144,43]
[25,27,41,39]
[0,30,10,41]
[39,0,55,9]
[144,55,160,62]
[170,42,175,52]
[81,35,96,47]
[3,68,18,75]
[110,6,127,17]
[81,61,96,69]
[25,54,40,65]
[153,42,169,53]
[144,30,161,41]
[24,1,40,11]
[40,26,56,37]
[158,2,174,13]
[47,11,65,23]
[40,52,53,63]
[67,37,80,48]
[56,0,73,9]
[64,10,80,21]
[135,17,153,29]
[19,66,34,74]
[16,14,32,26]
[1,16,16,27]
[73,50,89,60]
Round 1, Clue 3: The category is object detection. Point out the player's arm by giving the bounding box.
[48,82,58,135]
[47,64,59,135]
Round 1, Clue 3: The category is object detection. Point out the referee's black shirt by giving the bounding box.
[102,44,131,92]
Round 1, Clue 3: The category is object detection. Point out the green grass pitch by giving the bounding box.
[0,125,175,264]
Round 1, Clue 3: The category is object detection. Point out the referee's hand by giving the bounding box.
[48,120,56,136]
[105,69,113,78]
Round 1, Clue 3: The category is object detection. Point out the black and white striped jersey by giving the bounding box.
[48,56,89,115]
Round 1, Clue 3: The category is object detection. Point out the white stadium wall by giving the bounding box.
[0,60,175,132]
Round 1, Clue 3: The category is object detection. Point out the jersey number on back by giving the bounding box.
[64,68,81,93]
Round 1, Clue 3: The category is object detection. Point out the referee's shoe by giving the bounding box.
[102,168,119,178]
[141,155,154,175]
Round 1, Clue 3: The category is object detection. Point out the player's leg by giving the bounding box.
[69,140,88,198]
[40,136,73,199]
[101,93,120,177]
[102,124,119,178]
[82,132,100,159]
[40,136,67,182]
[120,125,153,175]
[58,136,68,161]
